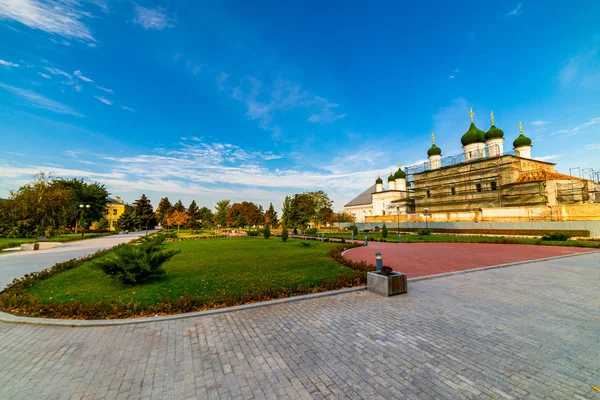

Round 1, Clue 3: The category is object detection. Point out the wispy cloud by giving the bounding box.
[132,4,176,30]
[74,70,93,83]
[535,155,563,162]
[552,117,600,136]
[0,59,19,67]
[585,143,600,151]
[559,46,600,89]
[449,68,460,80]
[0,0,99,41]
[307,96,346,124]
[0,83,82,116]
[38,72,51,79]
[120,105,135,112]
[531,120,549,126]
[96,86,114,94]
[185,60,203,75]
[505,3,522,17]
[93,95,113,105]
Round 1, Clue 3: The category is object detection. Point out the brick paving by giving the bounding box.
[344,242,596,278]
[1,252,600,399]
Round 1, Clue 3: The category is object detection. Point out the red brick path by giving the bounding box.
[343,242,596,278]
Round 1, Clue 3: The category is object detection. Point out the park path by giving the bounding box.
[0,231,157,289]
[343,241,597,278]
[1,252,599,399]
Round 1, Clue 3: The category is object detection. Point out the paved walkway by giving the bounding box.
[0,231,156,289]
[1,252,599,399]
[344,242,596,278]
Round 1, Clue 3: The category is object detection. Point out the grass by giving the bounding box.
[0,232,114,251]
[21,237,357,311]
[296,231,600,248]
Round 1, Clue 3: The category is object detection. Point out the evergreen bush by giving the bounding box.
[281,227,288,242]
[541,232,572,241]
[352,225,358,236]
[263,225,271,239]
[381,223,388,238]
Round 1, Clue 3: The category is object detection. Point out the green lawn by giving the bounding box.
[21,237,357,314]
[0,233,113,251]
[0,238,36,251]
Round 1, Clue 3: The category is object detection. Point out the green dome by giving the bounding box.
[461,123,486,146]
[513,133,532,148]
[375,176,383,184]
[427,144,442,156]
[394,167,406,179]
[387,173,395,182]
[485,124,504,140]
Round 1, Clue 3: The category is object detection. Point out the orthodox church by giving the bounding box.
[344,109,599,223]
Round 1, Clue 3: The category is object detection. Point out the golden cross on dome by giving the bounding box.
[431,132,436,144]
[518,121,523,135]
[469,107,475,122]
[490,111,495,125]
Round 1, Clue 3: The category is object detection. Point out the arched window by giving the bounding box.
[451,187,456,195]
[491,181,497,191]
[426,190,431,198]
[476,183,482,193]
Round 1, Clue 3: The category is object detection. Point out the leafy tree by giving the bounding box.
[214,200,231,227]
[335,211,355,224]
[263,225,271,239]
[197,206,214,228]
[115,212,138,232]
[352,225,359,236]
[317,206,334,227]
[240,201,264,227]
[265,202,279,227]
[132,194,155,234]
[382,223,388,238]
[169,210,189,234]
[234,213,246,228]
[281,227,288,242]
[187,200,200,233]
[156,197,172,227]
[94,217,109,230]
[52,177,109,231]
[226,203,243,227]
[281,191,333,228]
[172,200,186,213]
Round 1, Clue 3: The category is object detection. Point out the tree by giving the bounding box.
[281,191,333,228]
[235,213,246,228]
[156,197,173,228]
[263,225,271,239]
[132,194,154,234]
[172,200,185,213]
[187,200,200,233]
[197,207,214,228]
[52,177,109,231]
[115,212,138,232]
[94,217,109,230]
[265,203,279,227]
[214,200,231,227]
[317,207,334,227]
[335,211,355,224]
[382,223,388,238]
[352,225,359,236]
[281,227,288,242]
[226,203,243,227]
[170,210,189,235]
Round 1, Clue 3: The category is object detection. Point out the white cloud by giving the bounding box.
[0,0,97,41]
[307,96,346,124]
[216,72,229,83]
[38,72,51,79]
[505,3,522,17]
[535,155,563,162]
[132,4,176,30]
[74,70,94,83]
[93,95,113,105]
[559,46,600,88]
[0,82,82,116]
[0,59,19,67]
[448,68,460,80]
[185,60,203,75]
[585,143,600,151]
[531,120,548,126]
[552,117,600,136]
[120,105,135,112]
[96,86,114,94]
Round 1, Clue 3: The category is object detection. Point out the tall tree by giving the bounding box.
[156,197,172,227]
[170,210,189,235]
[52,177,109,231]
[281,191,333,228]
[132,194,154,234]
[173,200,186,213]
[187,200,200,233]
[265,203,279,227]
[226,203,243,227]
[197,207,214,228]
[214,200,231,227]
[115,212,138,232]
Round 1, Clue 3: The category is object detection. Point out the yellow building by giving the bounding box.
[105,196,133,231]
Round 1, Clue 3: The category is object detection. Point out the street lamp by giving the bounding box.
[396,206,401,243]
[77,204,90,235]
[423,207,431,230]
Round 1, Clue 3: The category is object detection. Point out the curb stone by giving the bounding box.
[1,250,598,327]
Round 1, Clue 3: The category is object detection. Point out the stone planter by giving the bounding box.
[367,271,407,297]
[20,243,40,251]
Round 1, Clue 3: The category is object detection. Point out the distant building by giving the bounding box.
[105,196,133,231]
[345,109,600,223]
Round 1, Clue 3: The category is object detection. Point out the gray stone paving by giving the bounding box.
[1,252,599,399]
[0,231,157,289]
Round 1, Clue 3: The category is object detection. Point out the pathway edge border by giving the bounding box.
[1,250,597,327]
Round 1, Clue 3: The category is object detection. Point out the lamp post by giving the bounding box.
[423,207,431,230]
[77,204,90,236]
[396,206,401,243]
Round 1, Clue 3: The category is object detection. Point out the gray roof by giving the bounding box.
[106,197,124,205]
[344,184,376,207]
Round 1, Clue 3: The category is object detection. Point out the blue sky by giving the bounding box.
[1,0,600,210]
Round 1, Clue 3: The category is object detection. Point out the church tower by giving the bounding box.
[427,132,442,170]
[513,122,532,158]
[387,172,396,190]
[461,108,486,161]
[485,111,505,157]
[375,174,383,192]
[394,163,407,191]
